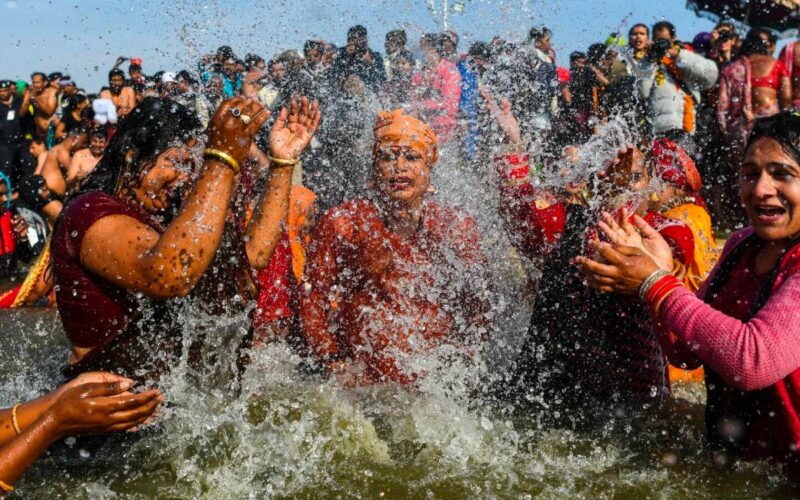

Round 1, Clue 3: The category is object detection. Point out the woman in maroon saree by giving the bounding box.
[51,96,320,382]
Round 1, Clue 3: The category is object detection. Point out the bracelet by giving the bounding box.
[11,404,21,435]
[268,156,300,167]
[638,269,671,302]
[0,480,13,492]
[203,148,240,174]
[645,274,683,312]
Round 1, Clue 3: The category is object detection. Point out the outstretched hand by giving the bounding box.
[597,207,674,272]
[46,374,163,438]
[207,97,271,164]
[269,96,321,162]
[576,241,662,295]
[480,87,522,144]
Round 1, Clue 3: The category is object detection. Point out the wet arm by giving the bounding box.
[244,164,293,269]
[80,160,236,299]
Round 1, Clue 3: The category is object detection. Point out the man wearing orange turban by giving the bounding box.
[298,109,491,385]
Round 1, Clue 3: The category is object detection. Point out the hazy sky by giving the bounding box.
[1,0,731,90]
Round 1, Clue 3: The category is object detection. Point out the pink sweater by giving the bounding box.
[654,228,800,391]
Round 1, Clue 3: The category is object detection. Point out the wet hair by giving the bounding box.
[347,25,367,41]
[65,92,87,112]
[386,29,407,46]
[129,63,143,73]
[108,68,125,81]
[529,26,551,41]
[79,106,95,122]
[747,112,800,165]
[73,97,201,199]
[652,21,676,39]
[443,30,459,48]
[30,72,46,81]
[217,45,235,60]
[628,23,650,38]
[742,27,777,55]
[47,72,63,82]
[421,33,447,56]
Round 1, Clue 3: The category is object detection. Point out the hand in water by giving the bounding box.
[597,207,674,271]
[207,97,271,165]
[45,374,163,437]
[480,87,522,144]
[269,96,321,161]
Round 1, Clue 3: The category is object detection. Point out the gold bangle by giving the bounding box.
[11,404,21,435]
[0,480,13,492]
[203,148,240,174]
[268,156,300,167]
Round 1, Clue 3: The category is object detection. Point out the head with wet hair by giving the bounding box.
[385,29,407,54]
[652,21,676,42]
[74,97,201,206]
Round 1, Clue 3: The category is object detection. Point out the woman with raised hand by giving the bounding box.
[578,112,800,471]
[51,95,319,381]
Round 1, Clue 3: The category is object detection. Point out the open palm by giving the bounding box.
[598,208,674,272]
[269,96,321,161]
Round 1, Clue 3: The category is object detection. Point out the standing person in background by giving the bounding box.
[65,128,106,191]
[627,23,651,63]
[26,72,58,144]
[333,25,386,93]
[0,80,31,184]
[383,50,416,108]
[635,21,718,154]
[384,29,408,80]
[411,33,462,144]
[442,30,462,65]
[717,28,791,230]
[779,20,800,109]
[100,69,136,118]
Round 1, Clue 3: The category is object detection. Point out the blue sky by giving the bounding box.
[0,0,732,90]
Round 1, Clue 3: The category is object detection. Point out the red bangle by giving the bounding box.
[645,275,683,311]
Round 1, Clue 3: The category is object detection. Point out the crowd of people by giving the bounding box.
[2,17,800,489]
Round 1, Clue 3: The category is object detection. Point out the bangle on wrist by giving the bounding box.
[638,269,671,302]
[268,155,300,167]
[203,148,240,174]
[11,403,21,435]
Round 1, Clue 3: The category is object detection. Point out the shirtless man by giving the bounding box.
[36,132,86,197]
[28,138,47,174]
[24,72,58,141]
[99,69,136,117]
[65,129,105,191]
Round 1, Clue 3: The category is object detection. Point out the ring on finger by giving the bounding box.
[230,107,241,117]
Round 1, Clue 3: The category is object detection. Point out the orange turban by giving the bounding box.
[373,109,439,164]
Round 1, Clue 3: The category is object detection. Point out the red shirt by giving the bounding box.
[299,198,491,384]
[52,192,160,348]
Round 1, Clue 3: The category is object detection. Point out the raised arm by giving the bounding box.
[80,98,271,299]
[245,97,320,269]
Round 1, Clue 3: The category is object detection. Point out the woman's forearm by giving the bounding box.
[245,166,292,269]
[0,411,62,491]
[142,159,235,295]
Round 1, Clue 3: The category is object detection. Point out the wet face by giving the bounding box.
[31,75,45,92]
[89,135,107,157]
[442,39,457,56]
[0,87,10,101]
[28,141,46,157]
[629,26,650,50]
[740,137,800,242]
[395,59,414,77]
[372,144,431,206]
[110,75,125,91]
[128,146,195,216]
[571,57,587,71]
[222,59,238,76]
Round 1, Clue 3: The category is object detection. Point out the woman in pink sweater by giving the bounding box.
[578,112,800,473]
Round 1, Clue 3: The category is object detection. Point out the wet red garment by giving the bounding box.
[253,232,294,327]
[51,192,161,349]
[0,211,16,256]
[299,198,491,384]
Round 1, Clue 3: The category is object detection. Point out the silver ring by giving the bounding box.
[240,114,251,125]
[230,107,241,117]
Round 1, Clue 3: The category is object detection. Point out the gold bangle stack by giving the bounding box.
[204,148,240,174]
[268,156,300,167]
[11,404,21,435]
